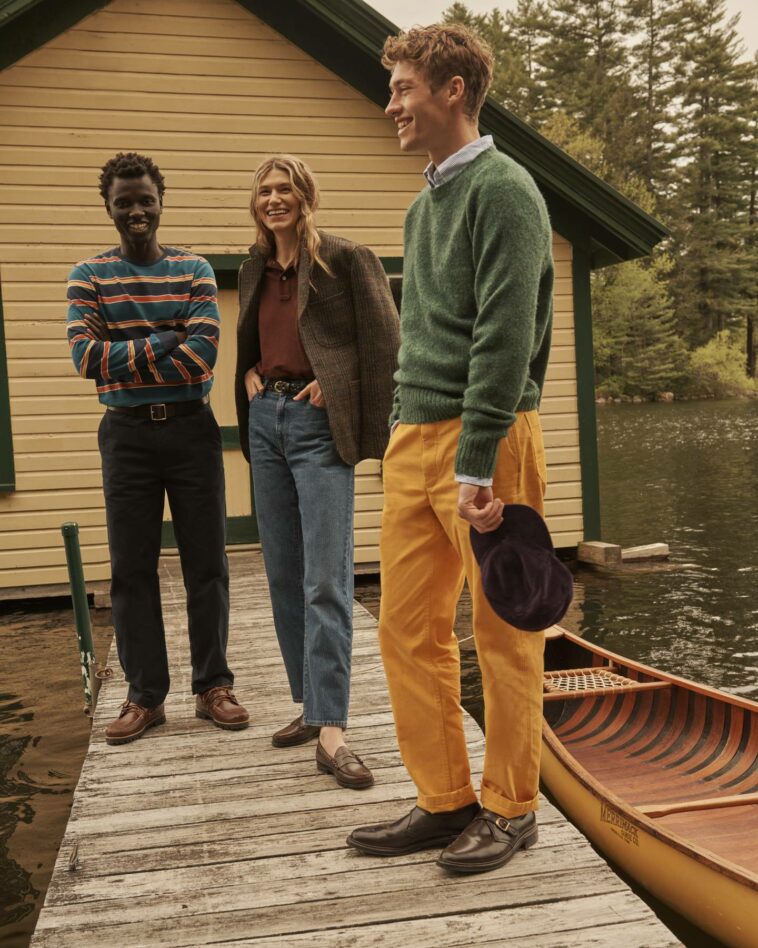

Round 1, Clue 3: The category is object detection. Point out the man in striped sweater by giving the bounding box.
[66,152,248,745]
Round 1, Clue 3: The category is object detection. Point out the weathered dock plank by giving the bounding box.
[32,551,679,947]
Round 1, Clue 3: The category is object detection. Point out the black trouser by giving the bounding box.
[98,404,232,707]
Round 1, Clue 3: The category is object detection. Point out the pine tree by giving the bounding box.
[667,0,757,349]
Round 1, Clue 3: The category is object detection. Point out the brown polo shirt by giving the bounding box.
[256,259,314,380]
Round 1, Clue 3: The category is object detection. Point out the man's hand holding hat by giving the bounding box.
[470,504,574,632]
[457,483,504,533]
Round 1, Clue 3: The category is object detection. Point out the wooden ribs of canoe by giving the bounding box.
[541,628,758,948]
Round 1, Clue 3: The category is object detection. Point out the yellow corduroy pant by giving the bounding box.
[378,411,548,818]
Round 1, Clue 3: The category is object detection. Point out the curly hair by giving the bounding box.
[99,152,166,203]
[382,23,494,120]
[249,155,332,277]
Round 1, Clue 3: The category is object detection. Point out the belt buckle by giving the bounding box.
[273,380,287,394]
[149,403,167,421]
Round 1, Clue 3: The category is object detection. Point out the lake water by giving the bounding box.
[0,398,755,946]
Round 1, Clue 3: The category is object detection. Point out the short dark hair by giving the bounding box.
[99,151,166,203]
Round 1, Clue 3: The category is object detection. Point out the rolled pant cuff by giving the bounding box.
[481,782,539,818]
[417,782,478,813]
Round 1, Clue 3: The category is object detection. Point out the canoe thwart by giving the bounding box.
[637,792,758,819]
[543,666,671,701]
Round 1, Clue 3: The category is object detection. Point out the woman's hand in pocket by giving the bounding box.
[244,368,264,401]
[293,379,325,408]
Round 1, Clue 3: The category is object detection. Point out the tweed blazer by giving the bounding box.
[235,231,400,467]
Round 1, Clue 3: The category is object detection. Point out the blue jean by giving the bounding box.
[249,391,355,727]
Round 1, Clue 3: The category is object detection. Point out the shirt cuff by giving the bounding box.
[455,473,493,487]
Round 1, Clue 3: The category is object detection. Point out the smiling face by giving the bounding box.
[386,61,453,157]
[255,168,301,240]
[105,174,162,258]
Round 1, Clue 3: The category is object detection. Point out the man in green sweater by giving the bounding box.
[347,24,554,873]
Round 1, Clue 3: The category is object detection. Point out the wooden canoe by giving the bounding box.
[541,627,758,948]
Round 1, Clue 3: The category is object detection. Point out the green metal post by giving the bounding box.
[61,522,96,713]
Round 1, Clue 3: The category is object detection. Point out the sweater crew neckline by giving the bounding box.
[425,145,497,195]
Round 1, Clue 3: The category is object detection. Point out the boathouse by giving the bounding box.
[0,0,667,594]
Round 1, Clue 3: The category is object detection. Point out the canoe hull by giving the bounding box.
[541,730,758,948]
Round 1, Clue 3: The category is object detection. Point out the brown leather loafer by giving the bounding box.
[272,713,320,747]
[347,802,481,855]
[105,700,165,745]
[316,742,374,789]
[195,686,249,730]
[437,809,538,873]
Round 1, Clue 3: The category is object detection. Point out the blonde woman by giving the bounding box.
[235,155,399,788]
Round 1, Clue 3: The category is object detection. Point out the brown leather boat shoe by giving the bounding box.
[272,713,320,747]
[105,700,165,745]
[347,802,481,856]
[316,742,374,789]
[436,809,538,873]
[195,686,249,730]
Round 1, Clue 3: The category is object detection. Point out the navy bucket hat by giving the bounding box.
[470,504,573,632]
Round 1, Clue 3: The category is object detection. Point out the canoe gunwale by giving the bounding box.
[542,628,758,892]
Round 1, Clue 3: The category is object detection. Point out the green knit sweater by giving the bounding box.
[391,146,554,479]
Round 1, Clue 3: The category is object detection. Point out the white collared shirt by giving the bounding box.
[423,135,494,190]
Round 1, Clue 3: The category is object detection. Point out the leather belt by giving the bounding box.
[106,395,209,421]
[263,378,311,395]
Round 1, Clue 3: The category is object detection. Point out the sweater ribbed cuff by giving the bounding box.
[454,432,501,481]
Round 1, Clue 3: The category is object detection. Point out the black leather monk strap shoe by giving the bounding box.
[271,714,320,747]
[346,802,481,856]
[436,809,538,873]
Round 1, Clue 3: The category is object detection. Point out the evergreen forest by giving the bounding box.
[444,0,757,400]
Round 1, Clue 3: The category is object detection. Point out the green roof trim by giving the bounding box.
[0,0,667,265]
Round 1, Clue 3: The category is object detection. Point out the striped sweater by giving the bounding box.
[66,247,219,406]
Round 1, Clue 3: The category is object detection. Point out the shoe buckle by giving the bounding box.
[149,403,167,421]
[495,816,512,832]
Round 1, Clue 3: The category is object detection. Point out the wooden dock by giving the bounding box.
[33,552,679,947]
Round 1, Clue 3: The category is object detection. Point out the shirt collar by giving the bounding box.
[423,135,494,189]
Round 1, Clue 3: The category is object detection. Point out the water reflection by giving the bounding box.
[0,601,112,948]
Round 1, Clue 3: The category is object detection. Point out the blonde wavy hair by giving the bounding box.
[249,154,332,276]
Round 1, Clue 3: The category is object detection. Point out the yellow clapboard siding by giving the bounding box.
[9,414,101,435]
[12,433,98,453]
[13,450,100,472]
[545,483,583,502]
[0,563,111,586]
[0,107,397,139]
[354,511,381,530]
[18,48,349,83]
[354,494,384,513]
[0,507,105,531]
[2,66,357,100]
[49,31,315,61]
[354,547,379,566]
[105,0,254,19]
[7,358,74,377]
[1,129,406,157]
[0,88,385,120]
[68,10,298,42]
[223,452,252,518]
[17,468,102,490]
[1,525,108,552]
[0,544,110,569]
[356,460,382,476]
[544,429,580,449]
